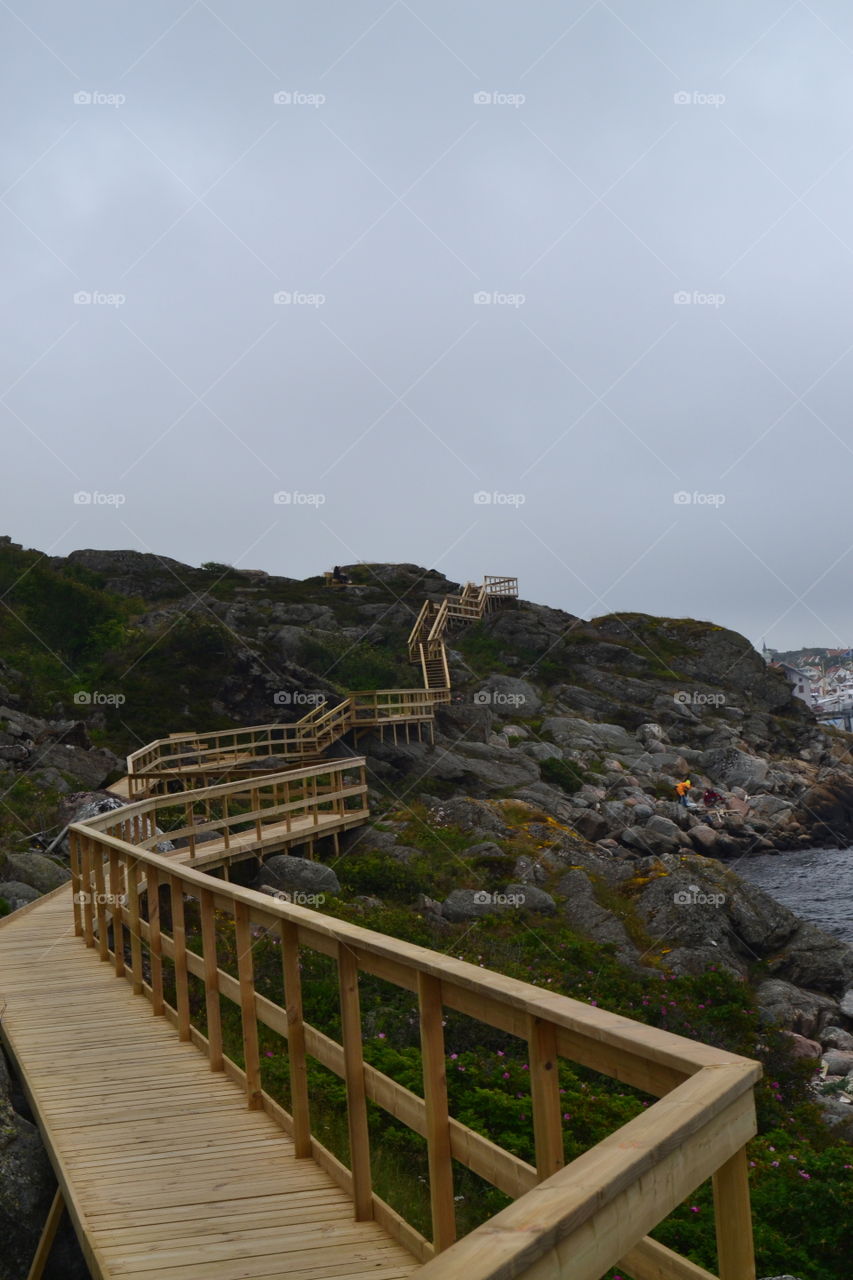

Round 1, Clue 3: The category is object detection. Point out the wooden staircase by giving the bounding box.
[407,576,517,693]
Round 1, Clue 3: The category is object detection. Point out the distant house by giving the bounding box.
[774,662,815,708]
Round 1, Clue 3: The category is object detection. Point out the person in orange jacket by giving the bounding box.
[674,778,691,806]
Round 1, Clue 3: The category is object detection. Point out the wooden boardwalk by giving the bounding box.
[0,887,419,1280]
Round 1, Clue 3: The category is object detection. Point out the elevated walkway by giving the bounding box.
[0,887,417,1280]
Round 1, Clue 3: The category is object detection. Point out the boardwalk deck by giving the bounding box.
[0,887,419,1280]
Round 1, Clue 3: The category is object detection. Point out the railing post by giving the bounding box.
[146,868,164,1015]
[69,830,83,937]
[713,1145,756,1280]
[108,850,125,977]
[417,972,456,1252]
[338,943,373,1220]
[92,843,109,962]
[527,1015,564,1181]
[281,920,311,1157]
[169,875,191,1041]
[199,888,223,1070]
[234,900,262,1108]
[127,858,143,995]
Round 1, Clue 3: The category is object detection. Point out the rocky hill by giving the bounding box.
[1,539,853,1279]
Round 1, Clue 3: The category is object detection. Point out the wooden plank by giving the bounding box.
[417,972,455,1252]
[26,1186,64,1280]
[527,1015,563,1181]
[618,1234,720,1280]
[713,1145,756,1280]
[337,943,372,1221]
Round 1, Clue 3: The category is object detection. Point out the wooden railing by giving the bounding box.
[125,691,443,796]
[69,801,759,1280]
[82,760,368,865]
[407,575,517,663]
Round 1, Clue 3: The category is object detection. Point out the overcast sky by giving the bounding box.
[4,1,853,650]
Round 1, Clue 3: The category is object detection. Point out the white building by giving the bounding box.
[774,663,815,708]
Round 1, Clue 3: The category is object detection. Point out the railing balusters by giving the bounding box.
[527,1015,564,1180]
[418,972,456,1251]
[146,867,164,1015]
[234,900,262,1108]
[170,875,191,1041]
[281,920,311,1157]
[338,943,373,1220]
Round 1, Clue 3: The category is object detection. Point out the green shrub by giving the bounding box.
[539,755,586,794]
[337,851,424,901]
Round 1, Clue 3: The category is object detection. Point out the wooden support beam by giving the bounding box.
[27,1187,64,1280]
[126,857,143,995]
[418,972,456,1252]
[146,867,164,1016]
[338,942,373,1221]
[169,875,190,1041]
[234,900,262,1108]
[528,1015,564,1181]
[713,1145,756,1280]
[282,920,311,1157]
[108,850,124,978]
[199,887,223,1070]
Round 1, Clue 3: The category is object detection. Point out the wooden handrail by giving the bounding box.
[69,804,759,1278]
